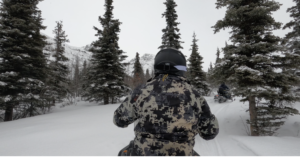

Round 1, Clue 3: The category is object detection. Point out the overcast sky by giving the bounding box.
[38,0,295,71]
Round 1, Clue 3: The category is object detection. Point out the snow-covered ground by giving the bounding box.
[196,97,300,156]
[0,96,300,156]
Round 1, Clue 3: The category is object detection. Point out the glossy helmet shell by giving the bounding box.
[154,48,187,76]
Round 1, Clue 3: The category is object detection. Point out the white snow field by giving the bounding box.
[0,96,300,156]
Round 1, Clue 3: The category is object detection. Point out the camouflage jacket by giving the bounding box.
[113,74,219,156]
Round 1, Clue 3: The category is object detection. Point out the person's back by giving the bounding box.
[220,83,229,90]
[113,48,219,156]
[218,82,230,97]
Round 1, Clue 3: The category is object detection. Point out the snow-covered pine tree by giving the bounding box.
[81,60,91,101]
[78,60,88,97]
[48,21,70,105]
[207,62,217,90]
[208,62,213,72]
[188,33,210,95]
[72,55,80,97]
[213,0,300,136]
[82,60,88,78]
[159,0,183,50]
[283,0,300,55]
[39,40,54,112]
[216,48,221,64]
[283,0,300,81]
[132,53,145,88]
[223,41,231,59]
[208,48,225,89]
[83,0,129,104]
[0,0,48,121]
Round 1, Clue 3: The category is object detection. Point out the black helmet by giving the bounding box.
[154,48,187,76]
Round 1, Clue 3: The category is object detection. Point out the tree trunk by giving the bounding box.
[29,102,33,117]
[249,96,259,136]
[104,94,109,105]
[111,96,115,104]
[4,102,14,121]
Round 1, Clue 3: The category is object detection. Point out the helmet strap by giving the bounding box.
[162,74,169,81]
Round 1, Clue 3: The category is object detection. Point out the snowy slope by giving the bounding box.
[125,53,155,76]
[196,97,300,156]
[0,101,134,156]
[0,96,299,156]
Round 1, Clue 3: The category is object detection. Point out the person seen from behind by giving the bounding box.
[113,48,219,156]
[218,82,230,99]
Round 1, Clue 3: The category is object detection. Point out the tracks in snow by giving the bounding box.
[194,101,230,156]
[195,98,256,156]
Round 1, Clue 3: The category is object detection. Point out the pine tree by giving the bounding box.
[185,67,191,81]
[209,62,213,71]
[283,0,300,79]
[207,62,218,89]
[82,60,88,77]
[132,53,145,88]
[283,0,300,54]
[216,48,221,64]
[81,60,90,101]
[83,0,129,104]
[188,33,210,95]
[209,47,229,89]
[145,69,151,81]
[213,0,300,136]
[76,60,87,99]
[73,55,80,97]
[207,62,213,74]
[48,21,70,105]
[0,0,48,121]
[159,0,183,50]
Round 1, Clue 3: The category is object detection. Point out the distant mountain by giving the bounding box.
[46,35,92,67]
[125,53,155,76]
[44,34,155,78]
[44,35,92,78]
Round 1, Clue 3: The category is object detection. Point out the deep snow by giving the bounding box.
[0,96,299,156]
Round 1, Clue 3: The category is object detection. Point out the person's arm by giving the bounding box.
[113,88,141,128]
[224,84,229,90]
[197,99,219,140]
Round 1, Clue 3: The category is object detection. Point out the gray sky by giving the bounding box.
[38,0,295,71]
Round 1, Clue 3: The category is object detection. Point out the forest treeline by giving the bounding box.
[1,0,300,136]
